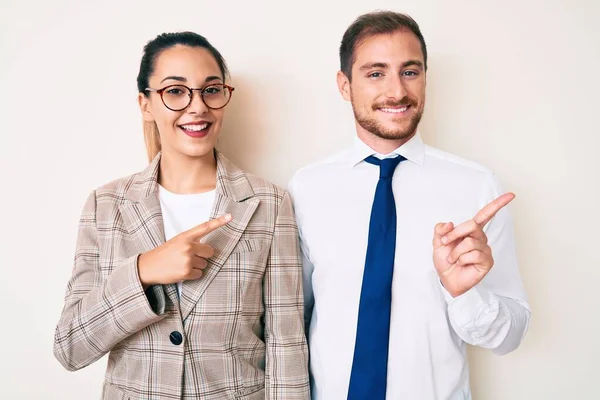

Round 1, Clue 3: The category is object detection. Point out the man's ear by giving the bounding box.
[138,92,155,122]
[337,70,352,101]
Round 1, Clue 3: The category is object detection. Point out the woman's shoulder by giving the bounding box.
[216,151,287,205]
[83,167,154,214]
[76,171,144,221]
[92,171,141,200]
[241,172,287,203]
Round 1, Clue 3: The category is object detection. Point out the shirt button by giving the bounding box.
[169,331,183,345]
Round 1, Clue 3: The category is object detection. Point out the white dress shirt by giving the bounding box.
[288,133,531,400]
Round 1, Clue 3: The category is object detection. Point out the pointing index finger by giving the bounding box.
[473,192,515,227]
[185,214,232,240]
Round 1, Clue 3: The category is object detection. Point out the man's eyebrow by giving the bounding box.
[401,60,424,69]
[358,60,424,71]
[359,62,389,71]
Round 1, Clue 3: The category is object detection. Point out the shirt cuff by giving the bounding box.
[440,280,492,328]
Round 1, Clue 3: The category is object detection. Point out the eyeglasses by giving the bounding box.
[145,83,235,111]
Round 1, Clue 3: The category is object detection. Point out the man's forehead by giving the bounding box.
[353,32,424,66]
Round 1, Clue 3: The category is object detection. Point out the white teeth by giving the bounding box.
[181,123,208,131]
[380,106,408,113]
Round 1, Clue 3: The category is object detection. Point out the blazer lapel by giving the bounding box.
[118,153,181,310]
[180,150,260,321]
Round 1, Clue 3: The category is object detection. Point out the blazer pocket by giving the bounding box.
[235,384,264,399]
[101,381,129,400]
[230,239,265,254]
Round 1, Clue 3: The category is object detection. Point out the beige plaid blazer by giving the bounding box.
[54,151,310,400]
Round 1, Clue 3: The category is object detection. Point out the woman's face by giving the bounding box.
[139,45,227,159]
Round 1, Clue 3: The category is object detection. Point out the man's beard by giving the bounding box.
[352,97,423,141]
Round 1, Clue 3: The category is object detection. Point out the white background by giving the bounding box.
[1,0,598,398]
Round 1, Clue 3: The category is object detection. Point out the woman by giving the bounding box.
[53,32,310,400]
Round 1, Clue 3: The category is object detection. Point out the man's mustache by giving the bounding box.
[372,97,415,110]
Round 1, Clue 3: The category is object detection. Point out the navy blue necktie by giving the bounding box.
[347,155,406,400]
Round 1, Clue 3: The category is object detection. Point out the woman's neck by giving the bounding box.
[158,150,217,194]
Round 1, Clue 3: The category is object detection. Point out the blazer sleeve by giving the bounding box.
[263,190,311,399]
[53,190,167,371]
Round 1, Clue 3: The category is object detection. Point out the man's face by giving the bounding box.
[338,29,426,144]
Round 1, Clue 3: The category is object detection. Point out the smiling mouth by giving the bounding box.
[179,123,210,132]
[378,105,411,114]
[178,122,213,138]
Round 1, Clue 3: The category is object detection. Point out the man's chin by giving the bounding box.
[370,121,418,141]
[372,130,416,141]
[355,111,422,142]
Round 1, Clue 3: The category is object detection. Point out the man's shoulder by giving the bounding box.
[423,144,493,176]
[422,144,505,198]
[288,149,353,190]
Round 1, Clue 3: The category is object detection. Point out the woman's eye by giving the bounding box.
[204,86,222,95]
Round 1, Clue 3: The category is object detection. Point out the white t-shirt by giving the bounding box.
[158,184,216,297]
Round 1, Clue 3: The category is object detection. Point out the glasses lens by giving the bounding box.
[202,84,231,109]
[161,85,191,110]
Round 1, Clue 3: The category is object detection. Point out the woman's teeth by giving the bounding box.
[181,123,208,131]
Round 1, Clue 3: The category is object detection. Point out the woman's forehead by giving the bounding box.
[152,45,222,83]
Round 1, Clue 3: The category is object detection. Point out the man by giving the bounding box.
[288,11,531,400]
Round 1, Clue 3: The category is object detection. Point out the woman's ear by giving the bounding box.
[138,92,155,122]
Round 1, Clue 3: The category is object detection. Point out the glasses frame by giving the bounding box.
[145,83,235,111]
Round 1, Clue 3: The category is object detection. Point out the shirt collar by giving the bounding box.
[344,132,426,168]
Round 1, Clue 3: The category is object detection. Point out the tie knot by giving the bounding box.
[365,155,406,179]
